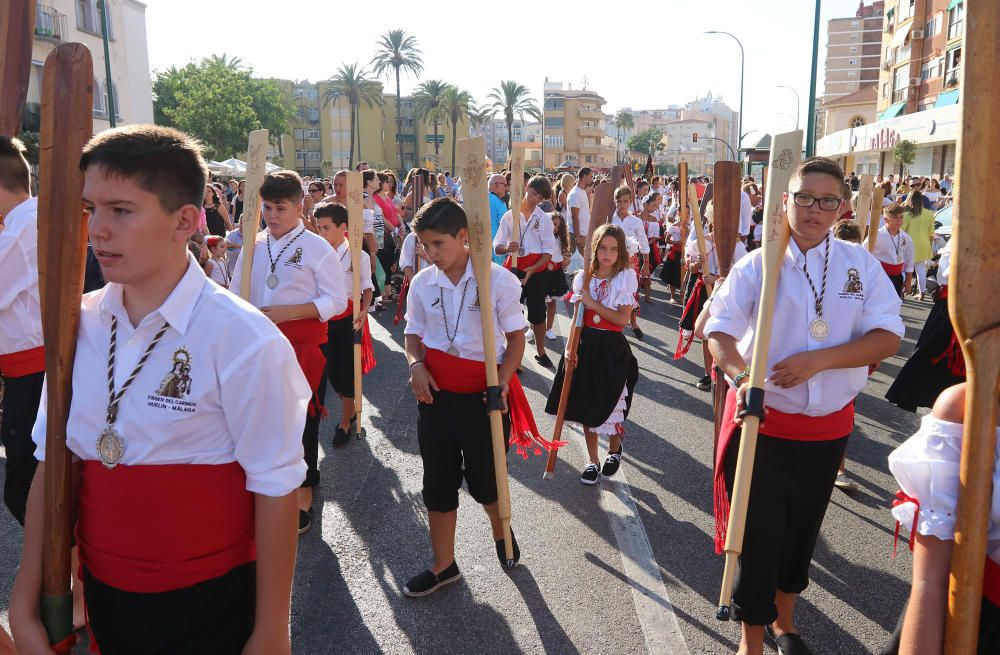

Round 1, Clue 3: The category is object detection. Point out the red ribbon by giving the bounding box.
[892,490,921,557]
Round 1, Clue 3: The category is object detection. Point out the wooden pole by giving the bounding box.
[0,0,35,137]
[716,130,803,621]
[867,187,885,253]
[543,181,615,479]
[854,173,875,230]
[457,136,516,564]
[238,129,269,301]
[346,172,364,438]
[37,43,93,652]
[690,181,713,295]
[944,3,1000,652]
[678,162,691,290]
[509,146,524,269]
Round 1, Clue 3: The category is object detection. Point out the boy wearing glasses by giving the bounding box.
[704,157,903,655]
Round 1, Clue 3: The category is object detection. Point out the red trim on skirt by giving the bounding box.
[423,348,564,458]
[78,460,255,593]
[712,386,854,553]
[278,318,328,416]
[0,345,45,377]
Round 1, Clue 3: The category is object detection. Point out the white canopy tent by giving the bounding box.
[218,158,282,176]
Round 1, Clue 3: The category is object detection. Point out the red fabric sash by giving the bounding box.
[673,275,704,359]
[930,287,966,377]
[881,261,905,276]
[667,242,681,261]
[0,345,45,378]
[329,302,377,374]
[712,386,855,553]
[503,252,543,271]
[423,348,565,458]
[985,558,1000,609]
[647,239,662,267]
[584,308,624,332]
[278,318,328,416]
[394,275,411,325]
[77,460,255,593]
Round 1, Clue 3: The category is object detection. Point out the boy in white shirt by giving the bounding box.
[705,157,903,655]
[865,203,915,298]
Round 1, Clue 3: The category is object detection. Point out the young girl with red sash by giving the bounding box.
[545,224,640,486]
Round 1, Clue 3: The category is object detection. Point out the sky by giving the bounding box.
[144,0,866,148]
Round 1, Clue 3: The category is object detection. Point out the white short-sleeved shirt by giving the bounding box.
[666,224,682,243]
[645,219,661,239]
[739,191,753,236]
[566,186,591,236]
[400,232,428,272]
[0,197,42,355]
[31,255,308,496]
[224,229,243,278]
[230,223,347,321]
[684,237,748,276]
[331,240,374,297]
[937,241,952,286]
[492,206,557,257]
[704,236,904,416]
[570,269,638,309]
[404,258,526,363]
[207,258,230,288]
[889,414,1000,565]
[611,212,650,254]
[866,226,915,273]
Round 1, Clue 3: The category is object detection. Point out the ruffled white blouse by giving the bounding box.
[889,414,1000,562]
[570,269,638,310]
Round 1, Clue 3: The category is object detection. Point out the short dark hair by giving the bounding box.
[614,185,632,200]
[313,201,348,226]
[362,169,376,186]
[883,202,905,216]
[79,124,208,211]
[260,170,304,203]
[832,219,862,243]
[578,167,593,179]
[412,196,466,236]
[0,136,30,194]
[527,175,552,200]
[792,157,845,197]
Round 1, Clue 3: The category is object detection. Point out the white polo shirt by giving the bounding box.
[566,185,591,236]
[404,258,526,363]
[611,211,650,254]
[32,255,309,496]
[492,206,557,257]
[866,226,915,272]
[704,237,904,416]
[230,223,347,321]
[331,240,374,296]
[0,197,42,356]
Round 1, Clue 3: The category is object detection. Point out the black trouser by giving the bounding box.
[889,273,904,298]
[724,430,849,625]
[518,268,548,325]
[1,371,43,525]
[83,562,255,655]
[301,344,326,488]
[377,238,397,291]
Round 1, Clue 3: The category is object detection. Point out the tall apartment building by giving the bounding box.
[823,1,885,102]
[26,1,154,135]
[541,81,615,170]
[469,118,527,165]
[681,94,739,163]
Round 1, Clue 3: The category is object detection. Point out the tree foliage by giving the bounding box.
[371,30,423,172]
[893,139,917,166]
[627,128,665,156]
[485,81,542,158]
[153,54,294,161]
[322,64,384,168]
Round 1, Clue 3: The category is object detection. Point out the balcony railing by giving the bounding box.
[35,4,67,41]
[944,71,961,88]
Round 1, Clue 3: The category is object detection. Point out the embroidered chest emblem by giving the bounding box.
[286,248,304,266]
[156,347,192,399]
[843,268,863,294]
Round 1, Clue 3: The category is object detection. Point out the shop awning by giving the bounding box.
[891,25,911,48]
[947,0,963,10]
[935,89,960,107]
[878,103,906,120]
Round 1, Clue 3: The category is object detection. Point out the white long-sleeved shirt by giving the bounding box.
[492,206,557,258]
[866,226,915,272]
[0,197,42,356]
[611,212,650,254]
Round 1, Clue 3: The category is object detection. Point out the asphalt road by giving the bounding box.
[0,281,932,654]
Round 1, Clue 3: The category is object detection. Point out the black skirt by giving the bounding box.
[679,272,706,331]
[545,326,639,429]
[659,248,682,286]
[885,297,965,412]
[547,268,570,298]
[881,595,1000,655]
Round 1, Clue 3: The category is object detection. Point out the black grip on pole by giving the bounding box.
[485,385,502,412]
[738,386,765,420]
[353,328,362,345]
[716,605,731,621]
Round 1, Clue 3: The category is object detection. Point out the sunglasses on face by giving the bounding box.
[791,192,841,212]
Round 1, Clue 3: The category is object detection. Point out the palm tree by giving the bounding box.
[485,80,542,159]
[322,64,383,169]
[614,110,634,163]
[439,86,473,171]
[413,80,448,157]
[468,104,494,130]
[370,30,423,174]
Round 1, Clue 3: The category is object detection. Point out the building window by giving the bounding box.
[849,46,858,53]
[92,76,105,115]
[944,47,962,86]
[921,59,942,81]
[849,116,866,128]
[306,129,320,140]
[294,128,305,139]
[848,71,856,77]
[307,151,321,162]
[850,33,858,40]
[544,98,563,111]
[101,80,120,120]
[948,3,964,40]
[882,82,890,98]
[75,0,111,37]
[850,20,860,27]
[585,155,592,163]
[546,117,563,128]
[848,58,857,66]
[925,14,940,37]
[892,68,910,103]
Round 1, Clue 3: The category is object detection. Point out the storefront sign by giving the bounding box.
[870,128,901,150]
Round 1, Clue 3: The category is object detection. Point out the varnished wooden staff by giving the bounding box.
[944,3,1000,652]
[238,129,269,301]
[543,181,615,479]
[854,173,874,230]
[508,146,524,269]
[678,162,691,291]
[346,172,365,438]
[710,161,741,466]
[689,179,713,295]
[37,42,93,652]
[623,158,641,214]
[716,130,803,621]
[0,0,34,137]
[457,136,516,565]
[867,186,885,253]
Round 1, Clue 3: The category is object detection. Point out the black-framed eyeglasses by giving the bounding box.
[792,192,841,212]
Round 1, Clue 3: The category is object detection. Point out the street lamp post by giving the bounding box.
[806,0,822,157]
[776,85,800,129]
[705,30,744,161]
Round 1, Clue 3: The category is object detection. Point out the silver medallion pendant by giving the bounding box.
[447,345,459,356]
[810,318,830,341]
[266,273,279,289]
[96,426,126,469]
[593,314,602,324]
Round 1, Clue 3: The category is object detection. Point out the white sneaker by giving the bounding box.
[545,329,557,340]
[525,327,535,343]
